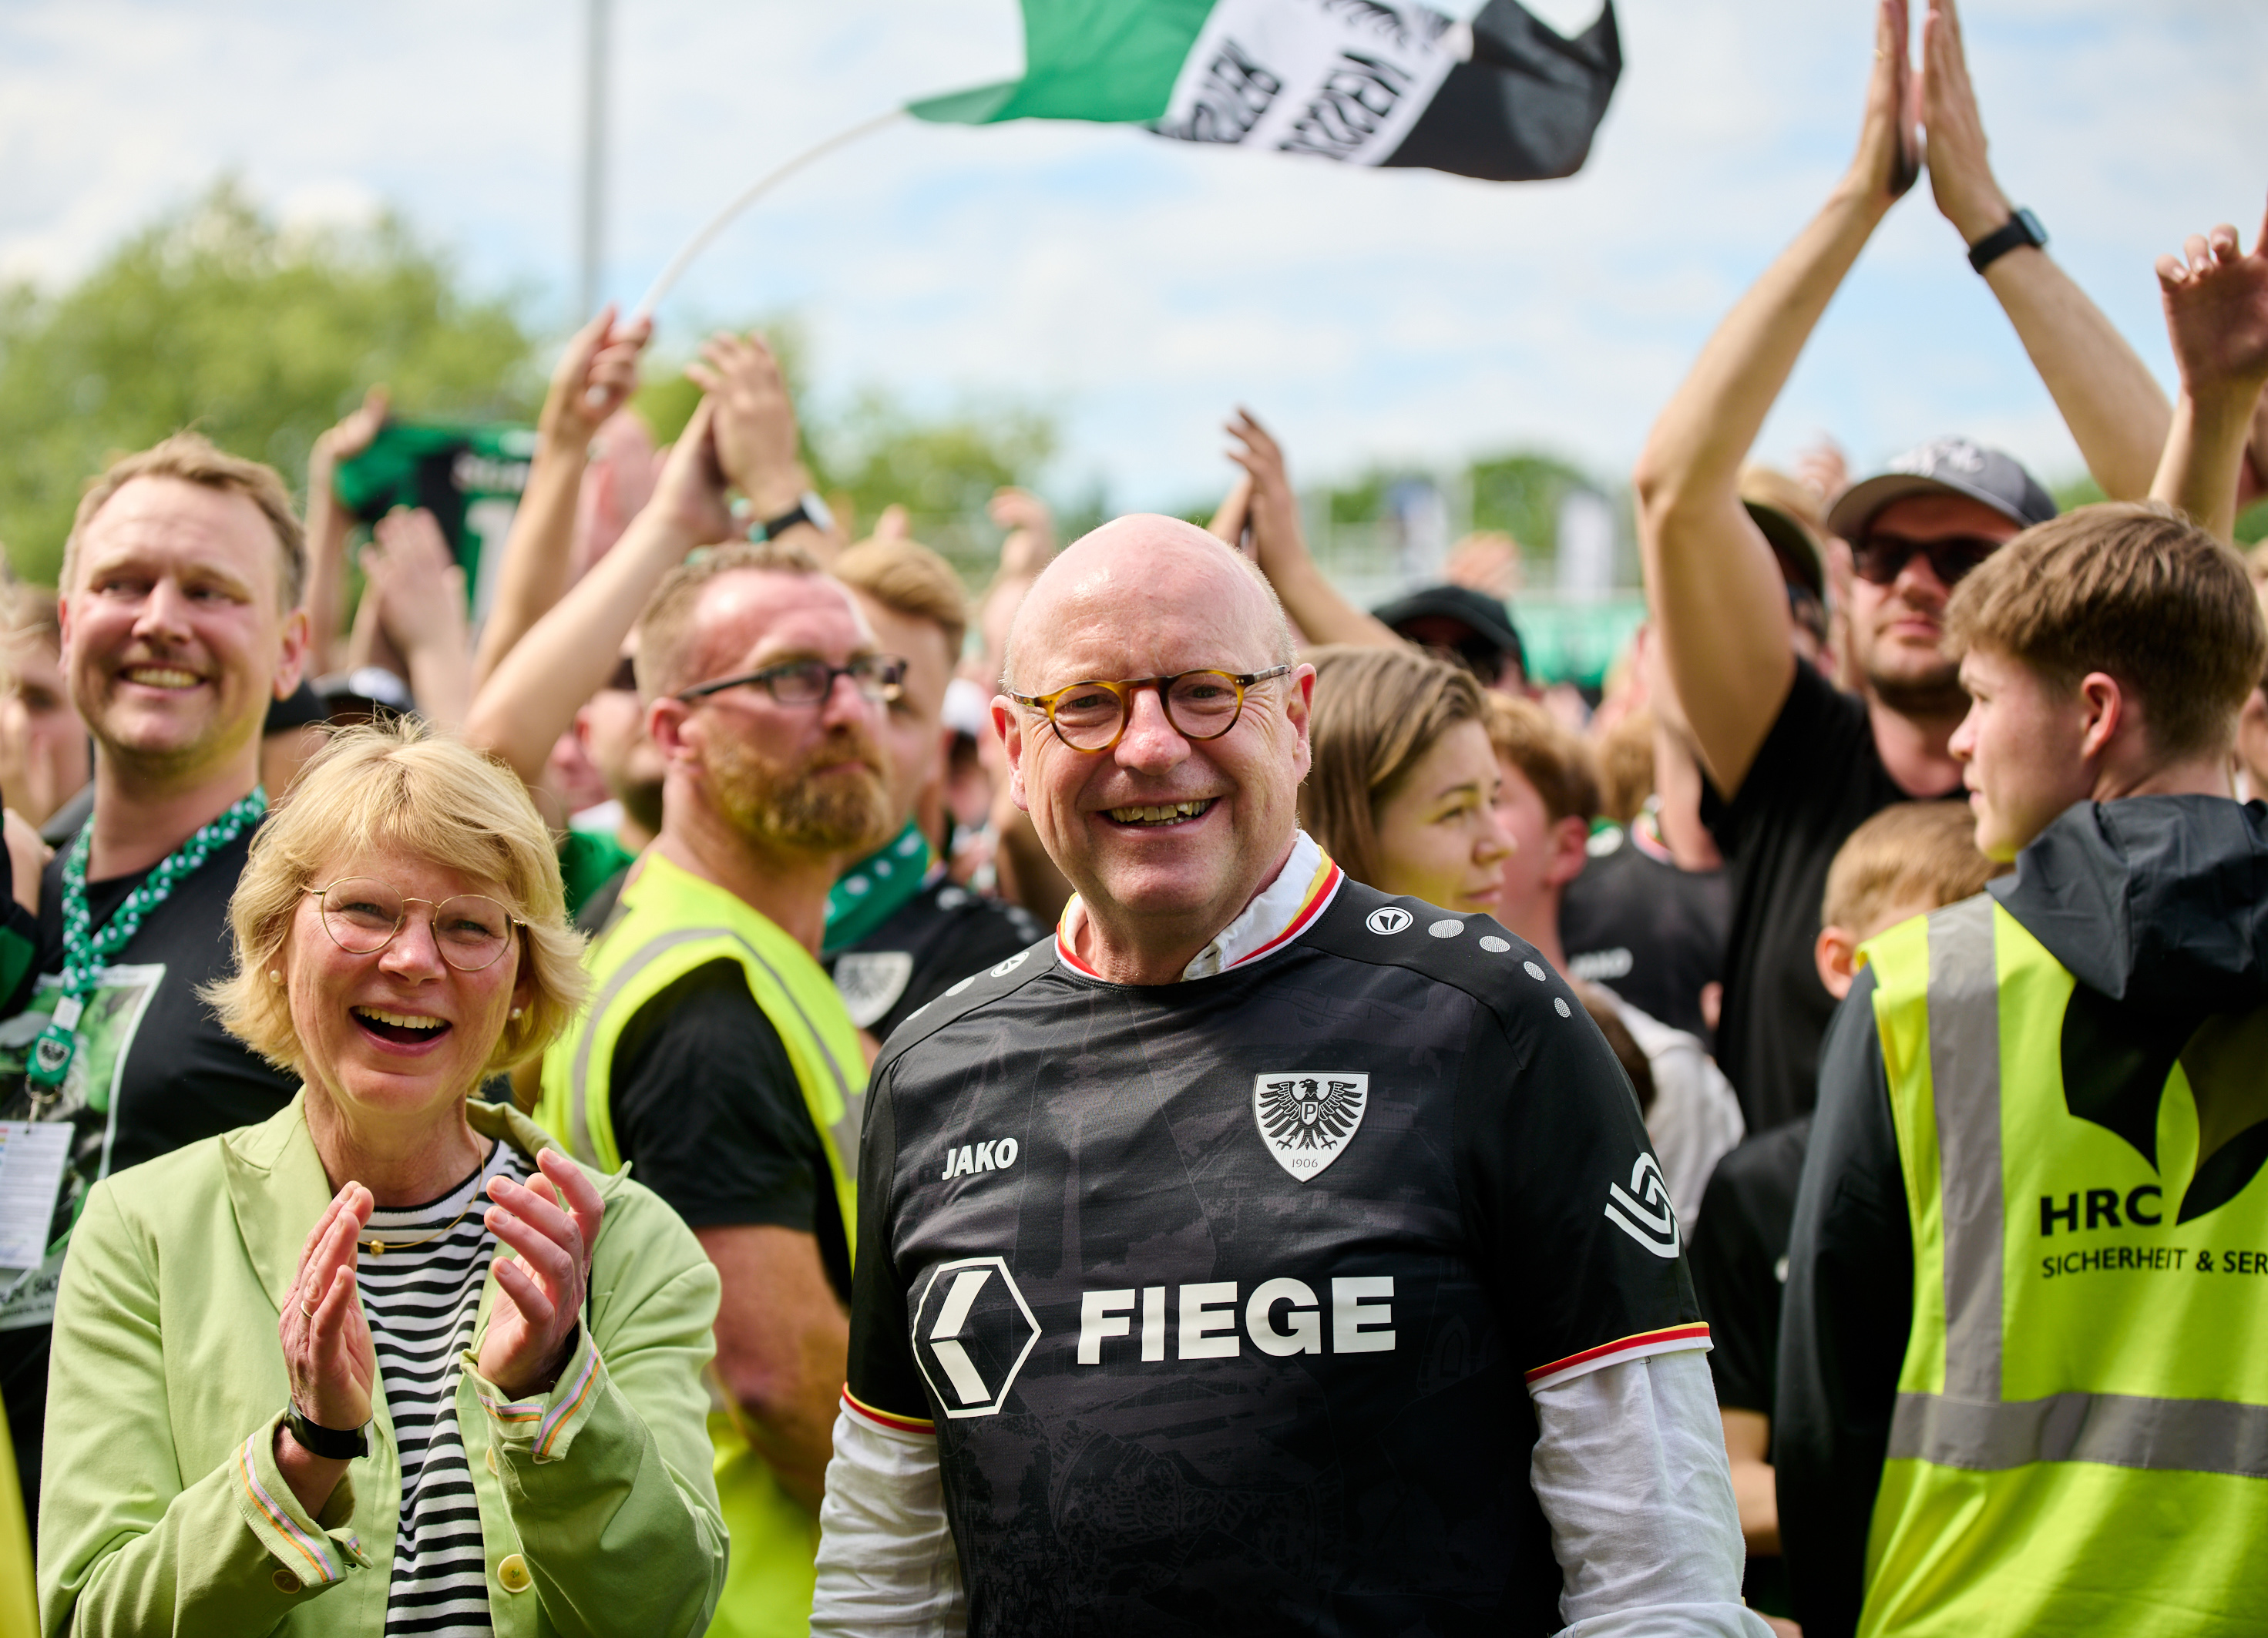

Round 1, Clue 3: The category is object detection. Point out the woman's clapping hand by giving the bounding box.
[477,1149,605,1398]
[274,1183,379,1511]
[282,1183,379,1432]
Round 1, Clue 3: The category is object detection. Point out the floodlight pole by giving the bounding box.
[576,0,609,319]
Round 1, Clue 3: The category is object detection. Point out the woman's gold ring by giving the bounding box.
[300,1298,317,1320]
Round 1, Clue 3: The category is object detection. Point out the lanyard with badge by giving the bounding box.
[24,787,267,1097]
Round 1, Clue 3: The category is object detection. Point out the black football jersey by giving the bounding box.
[844,874,1706,1637]
[828,876,1044,1043]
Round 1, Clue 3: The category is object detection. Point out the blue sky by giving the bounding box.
[2,0,2262,515]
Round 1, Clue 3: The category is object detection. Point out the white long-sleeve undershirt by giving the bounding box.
[811,1348,1770,1636]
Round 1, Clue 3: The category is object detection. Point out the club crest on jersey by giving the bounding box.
[832,951,915,1030]
[1603,1153,1681,1257]
[1254,1072,1368,1181]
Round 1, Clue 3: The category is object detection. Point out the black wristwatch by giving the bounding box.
[284,1404,369,1461]
[1967,207,2048,274]
[751,489,833,542]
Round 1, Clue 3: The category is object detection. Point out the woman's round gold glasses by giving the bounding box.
[305,878,525,972]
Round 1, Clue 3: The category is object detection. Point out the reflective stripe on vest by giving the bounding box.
[1861,891,2268,1635]
[564,922,862,1179]
[1880,896,2268,1476]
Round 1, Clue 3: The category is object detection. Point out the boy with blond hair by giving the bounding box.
[1686,801,2007,1624]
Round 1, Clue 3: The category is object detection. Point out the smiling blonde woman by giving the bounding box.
[38,721,727,1637]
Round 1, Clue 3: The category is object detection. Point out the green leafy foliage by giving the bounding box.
[1465,451,1593,559]
[634,334,1061,582]
[2236,499,2267,548]
[1312,449,1598,559]
[820,390,1057,578]
[0,180,538,584]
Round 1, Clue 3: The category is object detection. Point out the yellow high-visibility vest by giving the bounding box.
[1860,895,2268,1636]
[536,851,863,1638]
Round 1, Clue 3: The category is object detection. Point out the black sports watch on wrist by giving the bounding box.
[1967,207,2048,275]
[284,1404,369,1461]
[751,489,834,542]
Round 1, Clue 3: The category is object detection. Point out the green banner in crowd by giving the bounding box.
[912,0,1621,182]
[332,421,539,623]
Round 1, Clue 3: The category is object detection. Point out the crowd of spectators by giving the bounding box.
[0,0,2263,1632]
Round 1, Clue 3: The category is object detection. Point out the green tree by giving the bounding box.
[636,339,1061,585]
[820,391,1056,577]
[2239,499,2268,547]
[0,180,536,584]
[1465,451,1594,560]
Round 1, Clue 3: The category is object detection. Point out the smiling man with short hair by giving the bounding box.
[0,433,310,1527]
[812,515,1766,1636]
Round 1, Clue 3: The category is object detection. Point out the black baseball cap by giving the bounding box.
[1744,500,1826,602]
[1369,584,1527,676]
[1826,436,2058,542]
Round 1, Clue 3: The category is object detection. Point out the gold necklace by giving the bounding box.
[361,1194,481,1258]
[361,1146,493,1257]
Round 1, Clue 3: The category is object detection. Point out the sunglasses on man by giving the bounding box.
[1850,532,2003,588]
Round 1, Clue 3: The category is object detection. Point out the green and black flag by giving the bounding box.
[913,0,1621,182]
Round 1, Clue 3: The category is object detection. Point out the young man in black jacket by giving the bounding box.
[1777,495,2268,1633]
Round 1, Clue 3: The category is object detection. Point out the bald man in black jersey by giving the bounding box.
[812,515,1767,1637]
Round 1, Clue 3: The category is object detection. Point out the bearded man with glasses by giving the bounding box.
[533,540,895,1638]
[811,515,1767,1637]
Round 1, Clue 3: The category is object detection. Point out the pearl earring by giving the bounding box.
[267,970,281,983]
[509,1006,523,1020]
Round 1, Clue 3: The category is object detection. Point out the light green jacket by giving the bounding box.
[38,1093,727,1638]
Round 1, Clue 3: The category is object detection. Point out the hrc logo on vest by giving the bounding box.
[2039,1185,2163,1234]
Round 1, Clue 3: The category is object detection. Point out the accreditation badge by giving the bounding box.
[0,964,165,1330]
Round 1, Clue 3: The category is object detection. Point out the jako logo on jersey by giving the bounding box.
[989,949,1030,978]
[911,1257,1041,1418]
[940,1137,1021,1180]
[1254,1072,1368,1181]
[1366,906,1413,935]
[1603,1153,1680,1257]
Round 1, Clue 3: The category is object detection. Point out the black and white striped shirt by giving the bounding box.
[359,1140,527,1637]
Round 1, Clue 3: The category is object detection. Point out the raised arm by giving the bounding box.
[471,308,650,689]
[2149,199,2268,545]
[464,400,734,790]
[1920,0,2169,501]
[687,331,835,558]
[1224,409,1403,649]
[1633,0,1917,797]
[303,388,388,677]
[363,509,474,732]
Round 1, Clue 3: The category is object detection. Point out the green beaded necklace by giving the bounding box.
[26,787,267,1092]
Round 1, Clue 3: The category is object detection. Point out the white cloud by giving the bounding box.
[2,0,2263,511]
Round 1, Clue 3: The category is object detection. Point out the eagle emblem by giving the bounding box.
[1253,1072,1369,1182]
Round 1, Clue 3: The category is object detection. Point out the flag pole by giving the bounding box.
[628,108,907,324]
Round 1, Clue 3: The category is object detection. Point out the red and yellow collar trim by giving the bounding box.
[1055,831,1342,982]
